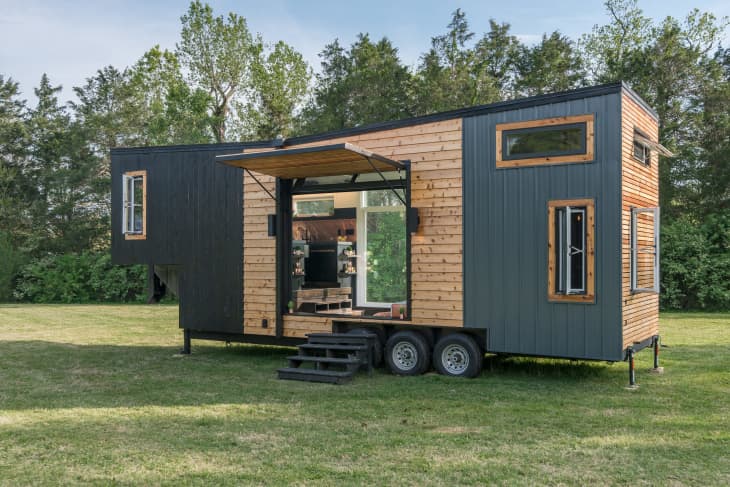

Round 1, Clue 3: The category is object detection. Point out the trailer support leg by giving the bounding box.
[626,348,638,389]
[650,335,664,374]
[181,329,191,355]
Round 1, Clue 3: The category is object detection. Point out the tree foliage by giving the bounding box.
[242,41,310,139]
[302,34,413,133]
[177,0,262,142]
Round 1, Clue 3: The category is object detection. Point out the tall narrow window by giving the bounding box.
[122,170,146,240]
[631,207,660,293]
[548,199,595,302]
[356,190,406,307]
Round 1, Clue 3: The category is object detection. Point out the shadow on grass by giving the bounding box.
[0,339,670,412]
[482,354,618,379]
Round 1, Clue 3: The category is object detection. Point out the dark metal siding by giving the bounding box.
[111,147,245,334]
[463,93,623,361]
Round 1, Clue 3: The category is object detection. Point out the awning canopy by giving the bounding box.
[216,142,406,179]
[634,133,674,157]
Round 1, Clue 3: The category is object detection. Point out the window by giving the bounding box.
[548,199,595,302]
[496,114,594,168]
[633,139,650,165]
[631,207,660,293]
[356,191,406,307]
[294,197,334,217]
[122,170,146,240]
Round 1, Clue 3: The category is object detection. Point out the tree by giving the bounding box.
[300,39,351,134]
[580,0,653,84]
[242,41,310,139]
[472,20,523,100]
[26,74,105,254]
[0,76,29,298]
[301,34,412,133]
[0,75,29,242]
[346,34,413,126]
[177,0,262,142]
[516,31,586,96]
[128,46,214,145]
[696,48,730,214]
[413,9,479,113]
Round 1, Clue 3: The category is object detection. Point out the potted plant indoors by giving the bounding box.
[287,300,295,314]
[399,306,406,320]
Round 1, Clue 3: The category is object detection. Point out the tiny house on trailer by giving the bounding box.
[111,82,670,384]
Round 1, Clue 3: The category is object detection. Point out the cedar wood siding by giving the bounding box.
[111,145,246,333]
[621,94,660,348]
[241,119,464,338]
[463,93,624,361]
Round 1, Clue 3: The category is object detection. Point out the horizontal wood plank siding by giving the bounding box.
[241,119,464,337]
[621,93,660,348]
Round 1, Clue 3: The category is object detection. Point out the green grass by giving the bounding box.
[0,305,728,486]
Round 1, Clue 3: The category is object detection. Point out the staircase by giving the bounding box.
[277,333,376,384]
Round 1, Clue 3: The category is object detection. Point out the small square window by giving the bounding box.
[633,139,650,165]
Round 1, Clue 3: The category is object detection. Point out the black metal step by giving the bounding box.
[306,333,377,338]
[307,333,376,343]
[277,367,354,384]
[287,355,361,365]
[298,343,367,352]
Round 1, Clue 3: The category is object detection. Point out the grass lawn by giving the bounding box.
[0,305,728,486]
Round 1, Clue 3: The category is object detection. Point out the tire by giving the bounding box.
[433,333,483,378]
[348,327,384,367]
[385,331,430,376]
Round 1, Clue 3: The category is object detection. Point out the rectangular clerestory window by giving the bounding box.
[496,114,594,168]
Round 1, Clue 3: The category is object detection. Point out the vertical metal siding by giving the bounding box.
[463,93,623,361]
[111,147,245,334]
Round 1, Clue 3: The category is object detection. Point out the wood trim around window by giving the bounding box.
[547,198,595,303]
[124,170,147,240]
[496,114,595,168]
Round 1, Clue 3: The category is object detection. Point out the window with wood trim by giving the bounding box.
[631,207,660,293]
[496,114,594,168]
[548,199,595,302]
[122,170,146,240]
[633,129,651,165]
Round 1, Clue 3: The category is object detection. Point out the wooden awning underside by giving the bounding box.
[216,142,406,179]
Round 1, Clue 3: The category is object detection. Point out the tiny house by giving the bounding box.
[111,82,669,382]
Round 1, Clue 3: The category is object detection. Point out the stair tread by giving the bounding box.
[306,333,377,338]
[277,367,353,377]
[298,343,367,351]
[287,355,361,364]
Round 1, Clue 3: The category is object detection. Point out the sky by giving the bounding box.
[1,0,728,104]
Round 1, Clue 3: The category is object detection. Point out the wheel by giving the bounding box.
[348,327,384,367]
[433,333,483,378]
[385,331,430,375]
